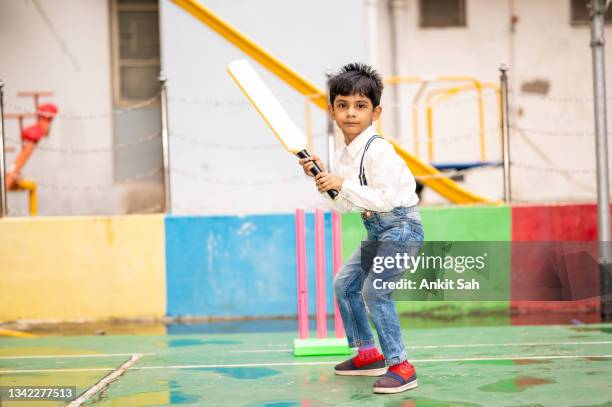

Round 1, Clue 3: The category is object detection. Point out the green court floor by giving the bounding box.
[1,324,611,406]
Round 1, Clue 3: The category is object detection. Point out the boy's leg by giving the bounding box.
[333,246,374,349]
[333,246,387,376]
[362,250,410,366]
[363,219,424,393]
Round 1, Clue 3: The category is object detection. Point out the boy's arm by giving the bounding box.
[299,153,355,213]
[340,141,411,212]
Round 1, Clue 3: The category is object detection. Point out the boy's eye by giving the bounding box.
[357,103,366,109]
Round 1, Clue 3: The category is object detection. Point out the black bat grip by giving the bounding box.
[296,150,339,200]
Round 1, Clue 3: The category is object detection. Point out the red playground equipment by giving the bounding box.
[4,91,58,215]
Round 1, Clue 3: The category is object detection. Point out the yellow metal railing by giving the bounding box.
[381,76,493,161]
[424,82,501,162]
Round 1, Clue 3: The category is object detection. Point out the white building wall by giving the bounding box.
[379,0,612,204]
[0,0,122,216]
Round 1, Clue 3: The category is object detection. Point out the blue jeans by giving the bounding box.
[334,206,424,366]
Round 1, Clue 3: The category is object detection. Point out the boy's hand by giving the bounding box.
[298,155,325,177]
[315,172,344,193]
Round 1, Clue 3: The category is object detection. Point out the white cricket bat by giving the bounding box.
[226,59,338,199]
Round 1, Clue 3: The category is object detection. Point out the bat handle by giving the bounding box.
[296,150,339,200]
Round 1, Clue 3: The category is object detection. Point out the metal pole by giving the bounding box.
[0,81,7,218]
[499,64,512,203]
[159,73,172,214]
[590,0,612,321]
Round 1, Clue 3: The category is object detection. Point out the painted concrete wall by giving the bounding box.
[340,205,512,317]
[0,215,166,321]
[511,203,603,320]
[165,213,335,318]
[2,204,606,322]
[159,0,366,216]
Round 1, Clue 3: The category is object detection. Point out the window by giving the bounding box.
[570,0,612,25]
[110,0,161,106]
[419,0,466,28]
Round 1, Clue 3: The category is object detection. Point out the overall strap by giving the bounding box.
[359,135,382,186]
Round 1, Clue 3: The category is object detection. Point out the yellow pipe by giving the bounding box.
[172,0,327,109]
[476,84,485,161]
[0,328,37,338]
[426,105,434,161]
[17,179,37,216]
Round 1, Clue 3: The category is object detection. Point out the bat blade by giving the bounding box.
[227,59,307,154]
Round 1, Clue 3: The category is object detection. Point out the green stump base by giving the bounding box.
[293,337,352,357]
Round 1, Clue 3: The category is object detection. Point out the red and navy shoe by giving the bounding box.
[373,361,418,394]
[334,348,387,376]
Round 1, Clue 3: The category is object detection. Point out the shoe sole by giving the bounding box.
[334,367,388,377]
[373,379,418,394]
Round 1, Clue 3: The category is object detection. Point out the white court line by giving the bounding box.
[2,354,611,374]
[68,354,140,407]
[229,340,612,354]
[230,349,292,353]
[0,352,155,360]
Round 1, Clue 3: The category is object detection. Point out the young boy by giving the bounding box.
[299,63,424,394]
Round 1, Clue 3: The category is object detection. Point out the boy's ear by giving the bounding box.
[327,104,334,116]
[372,105,382,121]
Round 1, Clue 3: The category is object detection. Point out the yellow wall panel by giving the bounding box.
[0,215,166,321]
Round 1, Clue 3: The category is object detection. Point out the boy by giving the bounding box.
[299,63,424,394]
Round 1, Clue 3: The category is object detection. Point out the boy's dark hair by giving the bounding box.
[329,63,384,107]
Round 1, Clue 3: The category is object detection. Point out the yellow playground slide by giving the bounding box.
[172,0,497,204]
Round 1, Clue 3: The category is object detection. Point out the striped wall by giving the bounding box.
[0,203,605,322]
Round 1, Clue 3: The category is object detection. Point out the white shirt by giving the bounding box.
[324,125,419,213]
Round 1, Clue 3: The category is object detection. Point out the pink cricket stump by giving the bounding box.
[295,208,308,340]
[331,211,345,338]
[315,208,327,338]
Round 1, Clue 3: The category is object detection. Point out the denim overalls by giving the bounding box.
[333,135,425,366]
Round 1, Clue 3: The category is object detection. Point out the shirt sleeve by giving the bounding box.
[322,191,354,213]
[339,140,405,212]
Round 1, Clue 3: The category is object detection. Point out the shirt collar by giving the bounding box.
[344,125,378,158]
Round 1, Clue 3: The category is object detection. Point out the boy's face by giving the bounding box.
[328,94,382,141]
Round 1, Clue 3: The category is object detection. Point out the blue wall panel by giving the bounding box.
[165,213,335,317]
